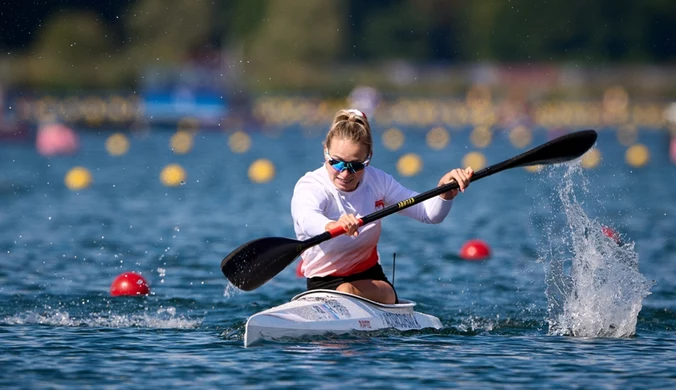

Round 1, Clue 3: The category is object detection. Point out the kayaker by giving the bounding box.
[291,108,473,304]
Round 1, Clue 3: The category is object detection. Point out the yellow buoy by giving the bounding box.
[382,128,405,151]
[625,144,650,167]
[65,167,92,190]
[581,148,601,169]
[396,153,423,177]
[524,165,543,173]
[509,125,532,149]
[160,164,187,187]
[248,159,276,183]
[105,133,130,156]
[229,131,251,154]
[426,127,450,150]
[462,152,487,171]
[470,126,492,148]
[171,131,194,154]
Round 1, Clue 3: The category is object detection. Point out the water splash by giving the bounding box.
[223,282,241,298]
[2,308,202,329]
[536,162,653,338]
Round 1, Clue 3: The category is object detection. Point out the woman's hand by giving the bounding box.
[438,167,473,200]
[325,214,361,237]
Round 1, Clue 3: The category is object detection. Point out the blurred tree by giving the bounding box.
[220,0,268,44]
[0,0,134,51]
[457,0,499,60]
[25,10,117,89]
[216,0,268,89]
[1,0,674,91]
[408,0,466,61]
[244,0,344,90]
[637,0,676,62]
[460,0,676,63]
[350,0,432,60]
[123,0,214,67]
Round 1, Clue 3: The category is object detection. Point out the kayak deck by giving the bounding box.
[244,289,442,347]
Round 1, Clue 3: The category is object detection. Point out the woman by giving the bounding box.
[291,109,472,304]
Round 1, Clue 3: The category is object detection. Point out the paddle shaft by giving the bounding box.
[312,129,599,247]
[303,166,488,250]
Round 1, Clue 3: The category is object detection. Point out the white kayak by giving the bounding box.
[244,289,442,347]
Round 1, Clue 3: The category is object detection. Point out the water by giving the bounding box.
[1,128,674,388]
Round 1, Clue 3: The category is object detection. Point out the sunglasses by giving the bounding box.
[325,151,371,173]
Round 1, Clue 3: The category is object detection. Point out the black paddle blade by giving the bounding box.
[220,237,304,291]
[469,129,598,181]
[511,129,598,168]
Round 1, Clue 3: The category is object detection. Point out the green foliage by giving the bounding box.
[221,0,268,44]
[461,0,676,63]
[356,1,432,60]
[244,0,344,90]
[123,0,214,65]
[27,9,117,89]
[246,0,343,64]
[3,0,674,90]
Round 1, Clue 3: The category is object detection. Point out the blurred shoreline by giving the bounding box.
[2,63,676,136]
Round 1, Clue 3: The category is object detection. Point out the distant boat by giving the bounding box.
[0,120,32,142]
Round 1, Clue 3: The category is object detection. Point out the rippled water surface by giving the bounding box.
[1,128,674,388]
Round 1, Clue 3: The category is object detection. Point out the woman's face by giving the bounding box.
[324,137,370,192]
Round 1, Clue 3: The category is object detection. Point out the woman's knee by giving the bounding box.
[336,282,359,295]
[337,280,396,304]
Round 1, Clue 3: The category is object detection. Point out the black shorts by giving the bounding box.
[306,263,398,303]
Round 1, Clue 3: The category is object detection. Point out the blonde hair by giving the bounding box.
[324,109,373,155]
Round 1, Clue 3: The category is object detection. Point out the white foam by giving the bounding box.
[2,307,202,329]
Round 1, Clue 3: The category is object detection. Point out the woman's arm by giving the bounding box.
[291,180,332,237]
[380,167,472,224]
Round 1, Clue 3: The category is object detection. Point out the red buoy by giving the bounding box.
[460,239,491,261]
[601,226,623,245]
[110,272,150,296]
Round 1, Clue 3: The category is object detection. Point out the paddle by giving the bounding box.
[221,129,598,291]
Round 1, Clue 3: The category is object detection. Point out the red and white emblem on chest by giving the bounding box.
[375,199,385,210]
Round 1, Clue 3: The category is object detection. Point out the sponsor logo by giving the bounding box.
[375,199,385,210]
[397,198,415,208]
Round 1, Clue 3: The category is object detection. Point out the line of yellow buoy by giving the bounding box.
[64,127,655,191]
[389,126,651,175]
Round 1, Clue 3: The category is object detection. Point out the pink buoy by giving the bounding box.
[36,123,79,156]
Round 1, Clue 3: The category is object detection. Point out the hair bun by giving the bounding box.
[345,109,367,120]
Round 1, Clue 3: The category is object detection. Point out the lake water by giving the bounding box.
[1,126,674,388]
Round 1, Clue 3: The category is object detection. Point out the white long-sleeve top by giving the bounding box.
[291,165,453,278]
